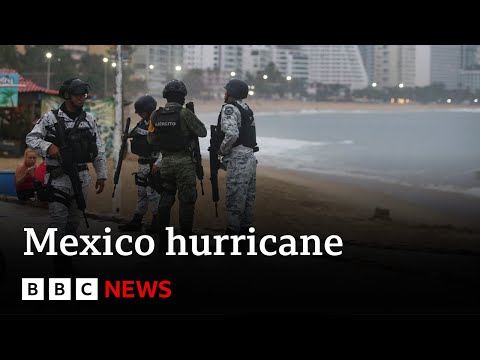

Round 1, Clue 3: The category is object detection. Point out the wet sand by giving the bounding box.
[2,155,479,254]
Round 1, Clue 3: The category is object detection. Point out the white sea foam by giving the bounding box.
[195,110,480,202]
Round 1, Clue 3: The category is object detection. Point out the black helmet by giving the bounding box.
[134,95,157,114]
[162,79,187,98]
[59,78,90,99]
[224,79,248,99]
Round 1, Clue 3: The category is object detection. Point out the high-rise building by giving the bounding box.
[430,45,461,90]
[182,45,243,75]
[358,45,375,84]
[131,45,183,97]
[415,45,431,87]
[461,45,480,70]
[242,45,273,77]
[272,46,309,81]
[373,45,416,88]
[302,45,368,90]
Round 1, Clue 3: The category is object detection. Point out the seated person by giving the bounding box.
[34,157,47,184]
[33,157,49,203]
[15,148,38,200]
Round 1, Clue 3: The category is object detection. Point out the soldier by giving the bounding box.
[119,95,161,234]
[147,79,207,239]
[217,79,258,236]
[26,78,107,275]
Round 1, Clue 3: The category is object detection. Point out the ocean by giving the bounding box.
[197,108,480,224]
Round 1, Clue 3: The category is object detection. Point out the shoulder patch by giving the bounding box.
[224,106,234,115]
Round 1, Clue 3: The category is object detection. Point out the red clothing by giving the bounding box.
[16,172,35,191]
[34,162,47,184]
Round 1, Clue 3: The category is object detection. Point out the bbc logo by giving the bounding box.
[22,278,98,300]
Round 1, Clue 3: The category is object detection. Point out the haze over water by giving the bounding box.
[199,108,480,224]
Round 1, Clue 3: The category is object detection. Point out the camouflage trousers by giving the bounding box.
[156,154,197,235]
[225,154,257,233]
[133,163,160,217]
[45,170,91,239]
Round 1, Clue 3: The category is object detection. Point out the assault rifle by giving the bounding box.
[185,102,204,195]
[112,117,131,198]
[208,124,223,217]
[54,114,89,228]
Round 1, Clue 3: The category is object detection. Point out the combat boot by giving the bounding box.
[118,213,143,232]
[145,215,159,234]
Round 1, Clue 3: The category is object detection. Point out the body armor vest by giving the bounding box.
[48,109,98,163]
[152,107,190,152]
[130,120,159,157]
[217,102,257,150]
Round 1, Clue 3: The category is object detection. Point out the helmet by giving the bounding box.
[224,79,248,99]
[59,78,90,99]
[162,79,187,98]
[134,95,157,114]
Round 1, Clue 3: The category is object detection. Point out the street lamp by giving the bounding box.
[103,57,108,97]
[46,52,52,89]
[146,64,154,92]
[263,74,268,80]
[286,75,292,98]
[175,65,182,79]
[230,71,236,77]
[398,83,405,104]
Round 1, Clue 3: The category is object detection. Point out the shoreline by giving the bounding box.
[2,156,480,255]
[258,165,480,228]
[122,99,480,118]
[1,156,478,231]
[188,99,480,114]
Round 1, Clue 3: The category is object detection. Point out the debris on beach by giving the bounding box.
[371,207,391,221]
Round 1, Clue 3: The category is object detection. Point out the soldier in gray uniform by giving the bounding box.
[26,78,107,275]
[147,80,207,239]
[119,95,161,233]
[217,79,258,236]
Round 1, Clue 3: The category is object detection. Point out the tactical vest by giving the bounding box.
[48,109,98,163]
[151,107,190,152]
[217,102,257,150]
[130,120,159,157]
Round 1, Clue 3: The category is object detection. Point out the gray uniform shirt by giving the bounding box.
[220,99,255,162]
[26,108,108,180]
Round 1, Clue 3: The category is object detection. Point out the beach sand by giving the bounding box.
[2,155,479,255]
[2,99,479,253]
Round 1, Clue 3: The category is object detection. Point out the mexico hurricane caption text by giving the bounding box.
[23,226,343,257]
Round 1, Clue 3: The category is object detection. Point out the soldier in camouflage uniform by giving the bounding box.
[26,78,107,274]
[218,79,258,236]
[119,95,161,234]
[147,80,206,238]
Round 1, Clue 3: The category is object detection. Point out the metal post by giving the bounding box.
[104,62,108,97]
[145,45,150,92]
[46,58,51,89]
[112,45,123,214]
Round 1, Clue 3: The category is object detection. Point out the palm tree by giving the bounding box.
[0,89,17,107]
